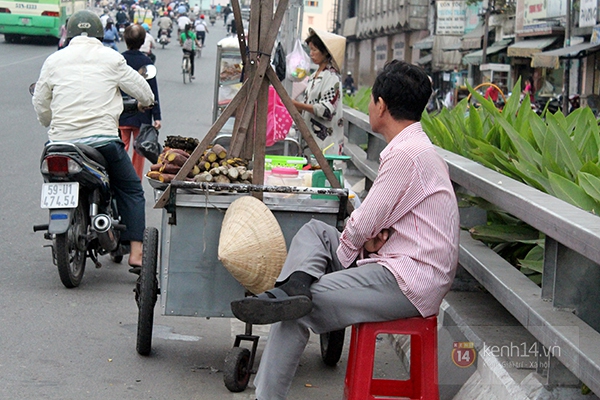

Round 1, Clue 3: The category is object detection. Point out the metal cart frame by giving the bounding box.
[136,182,349,391]
[138,0,354,391]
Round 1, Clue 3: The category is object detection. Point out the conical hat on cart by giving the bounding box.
[218,196,287,294]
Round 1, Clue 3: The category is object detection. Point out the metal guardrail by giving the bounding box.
[343,105,600,394]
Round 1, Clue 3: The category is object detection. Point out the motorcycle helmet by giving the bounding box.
[200,14,204,19]
[67,10,104,39]
[142,22,150,32]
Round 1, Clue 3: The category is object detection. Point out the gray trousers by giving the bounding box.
[254,219,421,400]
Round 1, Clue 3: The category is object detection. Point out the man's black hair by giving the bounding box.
[305,33,329,58]
[372,60,432,122]
[124,24,146,50]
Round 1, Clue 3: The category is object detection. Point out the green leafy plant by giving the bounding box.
[422,80,600,283]
[343,86,371,115]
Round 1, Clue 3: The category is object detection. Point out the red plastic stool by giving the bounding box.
[344,315,438,400]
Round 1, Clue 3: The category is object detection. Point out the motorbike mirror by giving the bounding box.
[138,64,157,80]
[29,82,36,96]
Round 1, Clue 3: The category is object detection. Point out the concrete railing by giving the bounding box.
[343,105,600,395]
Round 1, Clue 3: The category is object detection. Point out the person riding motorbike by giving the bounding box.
[140,22,156,63]
[176,12,191,35]
[194,14,208,47]
[158,11,173,38]
[103,18,120,51]
[116,6,129,28]
[32,10,154,272]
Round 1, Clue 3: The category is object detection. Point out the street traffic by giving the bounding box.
[0,22,352,399]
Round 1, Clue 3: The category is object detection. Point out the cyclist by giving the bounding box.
[194,14,209,48]
[180,23,200,79]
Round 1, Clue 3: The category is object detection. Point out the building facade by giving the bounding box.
[334,0,600,107]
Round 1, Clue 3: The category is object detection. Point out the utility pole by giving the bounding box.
[481,0,491,72]
[562,0,571,114]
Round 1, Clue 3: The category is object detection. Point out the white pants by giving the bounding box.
[253,219,421,400]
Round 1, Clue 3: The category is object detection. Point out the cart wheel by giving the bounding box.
[320,328,345,366]
[135,227,159,356]
[223,347,251,392]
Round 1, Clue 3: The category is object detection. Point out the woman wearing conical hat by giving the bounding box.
[292,28,346,155]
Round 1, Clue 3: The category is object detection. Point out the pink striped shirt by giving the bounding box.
[337,122,459,317]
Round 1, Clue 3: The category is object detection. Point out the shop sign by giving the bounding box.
[436,1,466,35]
[580,0,598,28]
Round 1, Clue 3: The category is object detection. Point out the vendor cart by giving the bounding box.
[136,0,354,392]
[136,182,349,391]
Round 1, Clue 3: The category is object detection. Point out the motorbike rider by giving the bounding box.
[115,5,130,31]
[194,14,208,47]
[177,12,191,35]
[32,10,154,272]
[140,23,156,63]
[158,11,173,38]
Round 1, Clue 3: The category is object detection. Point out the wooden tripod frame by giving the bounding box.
[155,0,353,215]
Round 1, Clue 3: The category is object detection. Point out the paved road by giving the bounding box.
[0,22,366,400]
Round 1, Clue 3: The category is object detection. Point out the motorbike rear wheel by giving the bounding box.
[55,200,88,288]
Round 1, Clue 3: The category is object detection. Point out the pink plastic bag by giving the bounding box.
[266,86,293,147]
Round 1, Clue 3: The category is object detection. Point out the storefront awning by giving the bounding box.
[507,37,559,58]
[414,36,434,50]
[416,53,433,65]
[531,41,600,68]
[462,23,485,50]
[463,39,512,65]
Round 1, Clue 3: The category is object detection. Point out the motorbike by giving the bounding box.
[209,12,216,26]
[31,65,157,288]
[117,22,130,40]
[158,28,170,49]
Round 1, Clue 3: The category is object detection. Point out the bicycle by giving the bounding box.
[196,44,202,58]
[182,53,191,84]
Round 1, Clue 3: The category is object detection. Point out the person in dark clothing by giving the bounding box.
[119,24,162,181]
[223,4,232,26]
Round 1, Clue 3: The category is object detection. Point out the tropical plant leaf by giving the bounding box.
[545,113,583,177]
[577,172,600,205]
[468,105,484,141]
[501,79,523,120]
[494,116,543,168]
[519,259,544,273]
[572,108,600,162]
[580,161,600,176]
[548,171,599,212]
[528,114,547,152]
[469,223,539,243]
[541,140,570,179]
[511,159,551,192]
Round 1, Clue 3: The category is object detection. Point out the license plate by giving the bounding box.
[21,17,31,25]
[41,182,79,209]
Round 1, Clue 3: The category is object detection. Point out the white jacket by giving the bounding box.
[33,36,154,142]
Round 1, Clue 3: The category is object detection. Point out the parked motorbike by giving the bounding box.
[31,65,156,288]
[533,93,580,116]
[158,28,170,49]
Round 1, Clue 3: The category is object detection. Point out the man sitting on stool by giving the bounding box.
[230,60,460,400]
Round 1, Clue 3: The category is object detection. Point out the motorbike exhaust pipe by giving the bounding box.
[92,214,112,233]
[92,214,119,252]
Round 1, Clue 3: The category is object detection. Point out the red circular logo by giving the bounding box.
[452,342,476,368]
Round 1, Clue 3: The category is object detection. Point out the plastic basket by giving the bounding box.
[265,155,307,170]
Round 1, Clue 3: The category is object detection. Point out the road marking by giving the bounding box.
[0,54,49,69]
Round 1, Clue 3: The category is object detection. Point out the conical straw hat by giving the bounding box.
[308,28,346,72]
[218,196,287,295]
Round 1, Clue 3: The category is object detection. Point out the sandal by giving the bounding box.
[230,287,312,325]
[128,266,141,275]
